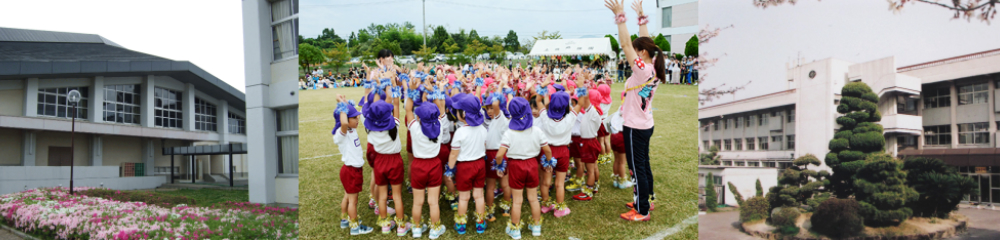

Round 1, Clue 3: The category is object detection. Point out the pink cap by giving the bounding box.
[447,74,456,85]
[597,84,612,104]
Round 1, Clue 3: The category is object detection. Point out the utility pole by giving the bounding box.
[422,0,427,47]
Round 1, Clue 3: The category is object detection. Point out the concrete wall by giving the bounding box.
[101,135,142,167]
[0,166,166,195]
[0,89,25,116]
[719,168,780,206]
[275,176,298,204]
[0,129,22,165]
[672,2,698,28]
[34,131,90,166]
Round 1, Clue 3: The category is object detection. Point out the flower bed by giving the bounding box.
[0,187,298,240]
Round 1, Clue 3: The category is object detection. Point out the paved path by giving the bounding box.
[698,211,763,240]
[0,228,27,240]
[952,207,1000,240]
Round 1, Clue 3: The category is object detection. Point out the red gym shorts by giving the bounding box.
[438,144,451,167]
[366,143,376,167]
[549,145,571,172]
[597,125,608,137]
[508,158,540,189]
[373,152,405,185]
[340,165,364,194]
[455,158,486,191]
[485,150,502,179]
[580,138,601,164]
[611,132,625,153]
[410,157,442,189]
[569,136,582,158]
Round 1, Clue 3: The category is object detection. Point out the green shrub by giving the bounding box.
[728,182,745,206]
[854,154,918,226]
[811,198,864,238]
[740,196,770,223]
[903,157,979,218]
[705,172,718,212]
[770,207,801,227]
[77,188,197,208]
[755,179,764,197]
[775,225,800,235]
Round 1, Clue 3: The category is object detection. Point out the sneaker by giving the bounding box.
[619,179,634,189]
[594,180,600,194]
[428,225,446,239]
[502,207,511,217]
[486,212,497,222]
[540,202,556,214]
[455,223,467,235]
[528,223,541,236]
[396,222,413,236]
[374,206,396,216]
[620,209,651,221]
[572,192,592,201]
[553,205,572,218]
[506,223,522,239]
[381,219,397,234]
[475,220,487,234]
[612,176,621,189]
[340,219,349,229]
[369,198,377,209]
[351,223,375,235]
[450,198,459,211]
[565,179,581,191]
[626,201,656,211]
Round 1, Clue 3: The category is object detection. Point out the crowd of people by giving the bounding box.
[615,55,698,84]
[332,0,662,238]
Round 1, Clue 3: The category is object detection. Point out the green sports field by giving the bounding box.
[298,83,699,239]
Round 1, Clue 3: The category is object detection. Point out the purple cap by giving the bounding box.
[552,84,566,92]
[364,101,396,131]
[508,97,533,131]
[414,104,441,139]
[333,104,361,135]
[454,94,484,126]
[547,92,571,120]
[361,91,386,114]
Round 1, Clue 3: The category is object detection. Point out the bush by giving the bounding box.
[903,157,978,218]
[705,172,718,212]
[740,196,770,223]
[770,207,801,227]
[775,225,800,235]
[77,188,197,208]
[811,198,864,238]
[728,182,745,206]
[755,179,764,197]
[854,154,918,226]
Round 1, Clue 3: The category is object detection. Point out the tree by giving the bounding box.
[705,172,718,212]
[728,182,745,206]
[431,26,450,52]
[469,29,480,43]
[298,43,323,74]
[684,35,699,57]
[755,179,763,197]
[653,33,671,52]
[853,153,918,226]
[412,45,437,63]
[442,38,460,54]
[487,44,505,61]
[605,34,621,57]
[463,39,488,60]
[699,145,720,165]
[322,42,351,73]
[504,30,520,52]
[902,157,978,218]
[755,0,998,24]
[826,82,883,198]
[630,34,638,41]
[766,154,831,211]
[451,29,468,52]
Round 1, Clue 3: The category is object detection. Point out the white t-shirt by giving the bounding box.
[333,128,365,167]
[451,125,487,161]
[571,111,582,136]
[500,128,549,160]
[609,110,624,134]
[578,106,601,139]
[439,117,454,144]
[484,113,509,150]
[408,117,445,159]
[538,108,577,146]
[600,103,611,119]
[368,118,402,154]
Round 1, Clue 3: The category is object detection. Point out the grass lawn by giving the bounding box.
[298,83,699,239]
[131,188,251,207]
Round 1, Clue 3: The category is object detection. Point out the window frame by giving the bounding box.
[103,85,141,125]
[923,125,952,146]
[734,138,743,151]
[194,98,218,132]
[37,86,89,120]
[958,83,988,105]
[746,138,755,150]
[957,122,989,145]
[923,87,951,109]
[153,87,183,129]
[661,6,672,28]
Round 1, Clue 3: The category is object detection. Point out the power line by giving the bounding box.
[302,0,413,7]
[427,0,605,12]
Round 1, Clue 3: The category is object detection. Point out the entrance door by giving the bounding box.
[981,175,991,203]
[48,147,72,166]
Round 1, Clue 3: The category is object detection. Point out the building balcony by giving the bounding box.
[881,114,922,135]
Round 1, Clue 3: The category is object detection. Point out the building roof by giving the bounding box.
[0,27,245,110]
[898,48,1000,73]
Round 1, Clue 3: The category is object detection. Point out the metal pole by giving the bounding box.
[69,104,76,194]
[229,143,234,187]
[170,154,175,184]
[422,0,426,47]
[191,155,195,184]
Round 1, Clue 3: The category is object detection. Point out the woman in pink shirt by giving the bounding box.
[605,0,664,222]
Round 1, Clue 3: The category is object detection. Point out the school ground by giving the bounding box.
[297,83,698,239]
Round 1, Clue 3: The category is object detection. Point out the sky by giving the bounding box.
[1,0,246,92]
[301,0,660,42]
[700,0,1000,107]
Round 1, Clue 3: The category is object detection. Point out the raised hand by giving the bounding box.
[604,0,624,15]
[631,0,644,16]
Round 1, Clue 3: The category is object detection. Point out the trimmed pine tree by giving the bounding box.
[826,82,883,198]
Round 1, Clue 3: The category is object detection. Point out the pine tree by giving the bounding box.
[902,157,978,218]
[755,179,763,197]
[767,154,831,211]
[728,182,745,206]
[826,82,883,198]
[706,172,718,212]
[853,153,918,226]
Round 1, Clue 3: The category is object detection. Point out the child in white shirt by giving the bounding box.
[333,95,374,235]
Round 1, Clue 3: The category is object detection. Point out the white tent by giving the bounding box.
[528,38,615,57]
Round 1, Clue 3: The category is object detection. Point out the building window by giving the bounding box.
[898,96,919,115]
[229,112,246,134]
[713,140,721,149]
[37,87,89,119]
[759,114,768,126]
[748,162,760,167]
[746,138,755,150]
[736,161,746,166]
[787,109,795,122]
[278,108,299,174]
[725,119,732,129]
[103,85,140,124]
[661,7,672,28]
[702,121,710,131]
[787,135,795,150]
[747,115,755,127]
[713,176,722,185]
[958,122,989,145]
[923,87,951,108]
[154,87,183,129]
[194,98,217,131]
[722,161,732,166]
[724,139,732,151]
[898,136,917,148]
[923,125,952,146]
[736,117,743,128]
[703,141,710,151]
[772,136,783,149]
[779,162,793,169]
[271,0,299,61]
[759,136,769,150]
[958,83,988,105]
[735,139,743,151]
[763,162,776,168]
[713,120,719,130]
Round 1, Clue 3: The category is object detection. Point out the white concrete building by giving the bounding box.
[242,0,300,205]
[699,48,1000,206]
[652,0,698,52]
[0,27,248,195]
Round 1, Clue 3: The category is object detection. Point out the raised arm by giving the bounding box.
[606,0,637,66]
[632,0,650,38]
[404,77,416,124]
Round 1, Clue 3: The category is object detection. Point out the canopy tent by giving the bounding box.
[528,38,615,57]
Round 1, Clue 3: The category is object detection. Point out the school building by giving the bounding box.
[652,0,698,49]
[698,48,1000,206]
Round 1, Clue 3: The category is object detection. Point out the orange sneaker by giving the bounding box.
[625,202,655,211]
[620,209,650,222]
